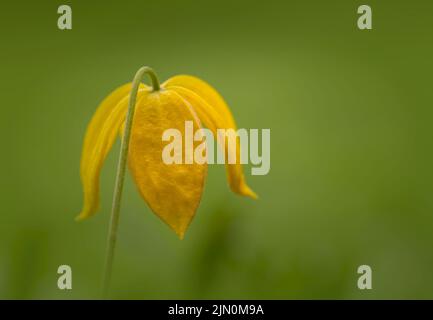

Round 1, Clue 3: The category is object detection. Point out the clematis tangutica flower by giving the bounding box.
[78,68,256,239]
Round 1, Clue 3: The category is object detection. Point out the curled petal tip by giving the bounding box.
[247,190,259,200]
[240,185,258,200]
[168,223,187,240]
[75,214,85,222]
[75,211,90,221]
[75,203,99,221]
[176,230,186,240]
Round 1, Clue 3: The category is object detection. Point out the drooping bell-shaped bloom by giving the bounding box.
[78,74,256,238]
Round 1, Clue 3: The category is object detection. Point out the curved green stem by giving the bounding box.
[102,66,160,298]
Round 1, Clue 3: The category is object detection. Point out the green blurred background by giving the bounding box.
[1,0,432,299]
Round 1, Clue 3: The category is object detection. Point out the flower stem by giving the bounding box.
[102,66,160,298]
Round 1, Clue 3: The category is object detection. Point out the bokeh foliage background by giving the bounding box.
[0,0,432,299]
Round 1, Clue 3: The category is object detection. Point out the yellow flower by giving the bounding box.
[78,67,256,239]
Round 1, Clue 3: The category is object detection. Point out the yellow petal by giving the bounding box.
[77,84,149,220]
[163,75,236,127]
[163,76,257,199]
[80,83,131,176]
[128,90,207,239]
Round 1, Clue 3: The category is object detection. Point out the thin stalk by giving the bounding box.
[102,66,160,298]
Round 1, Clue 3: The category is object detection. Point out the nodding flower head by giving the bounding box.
[78,69,256,239]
